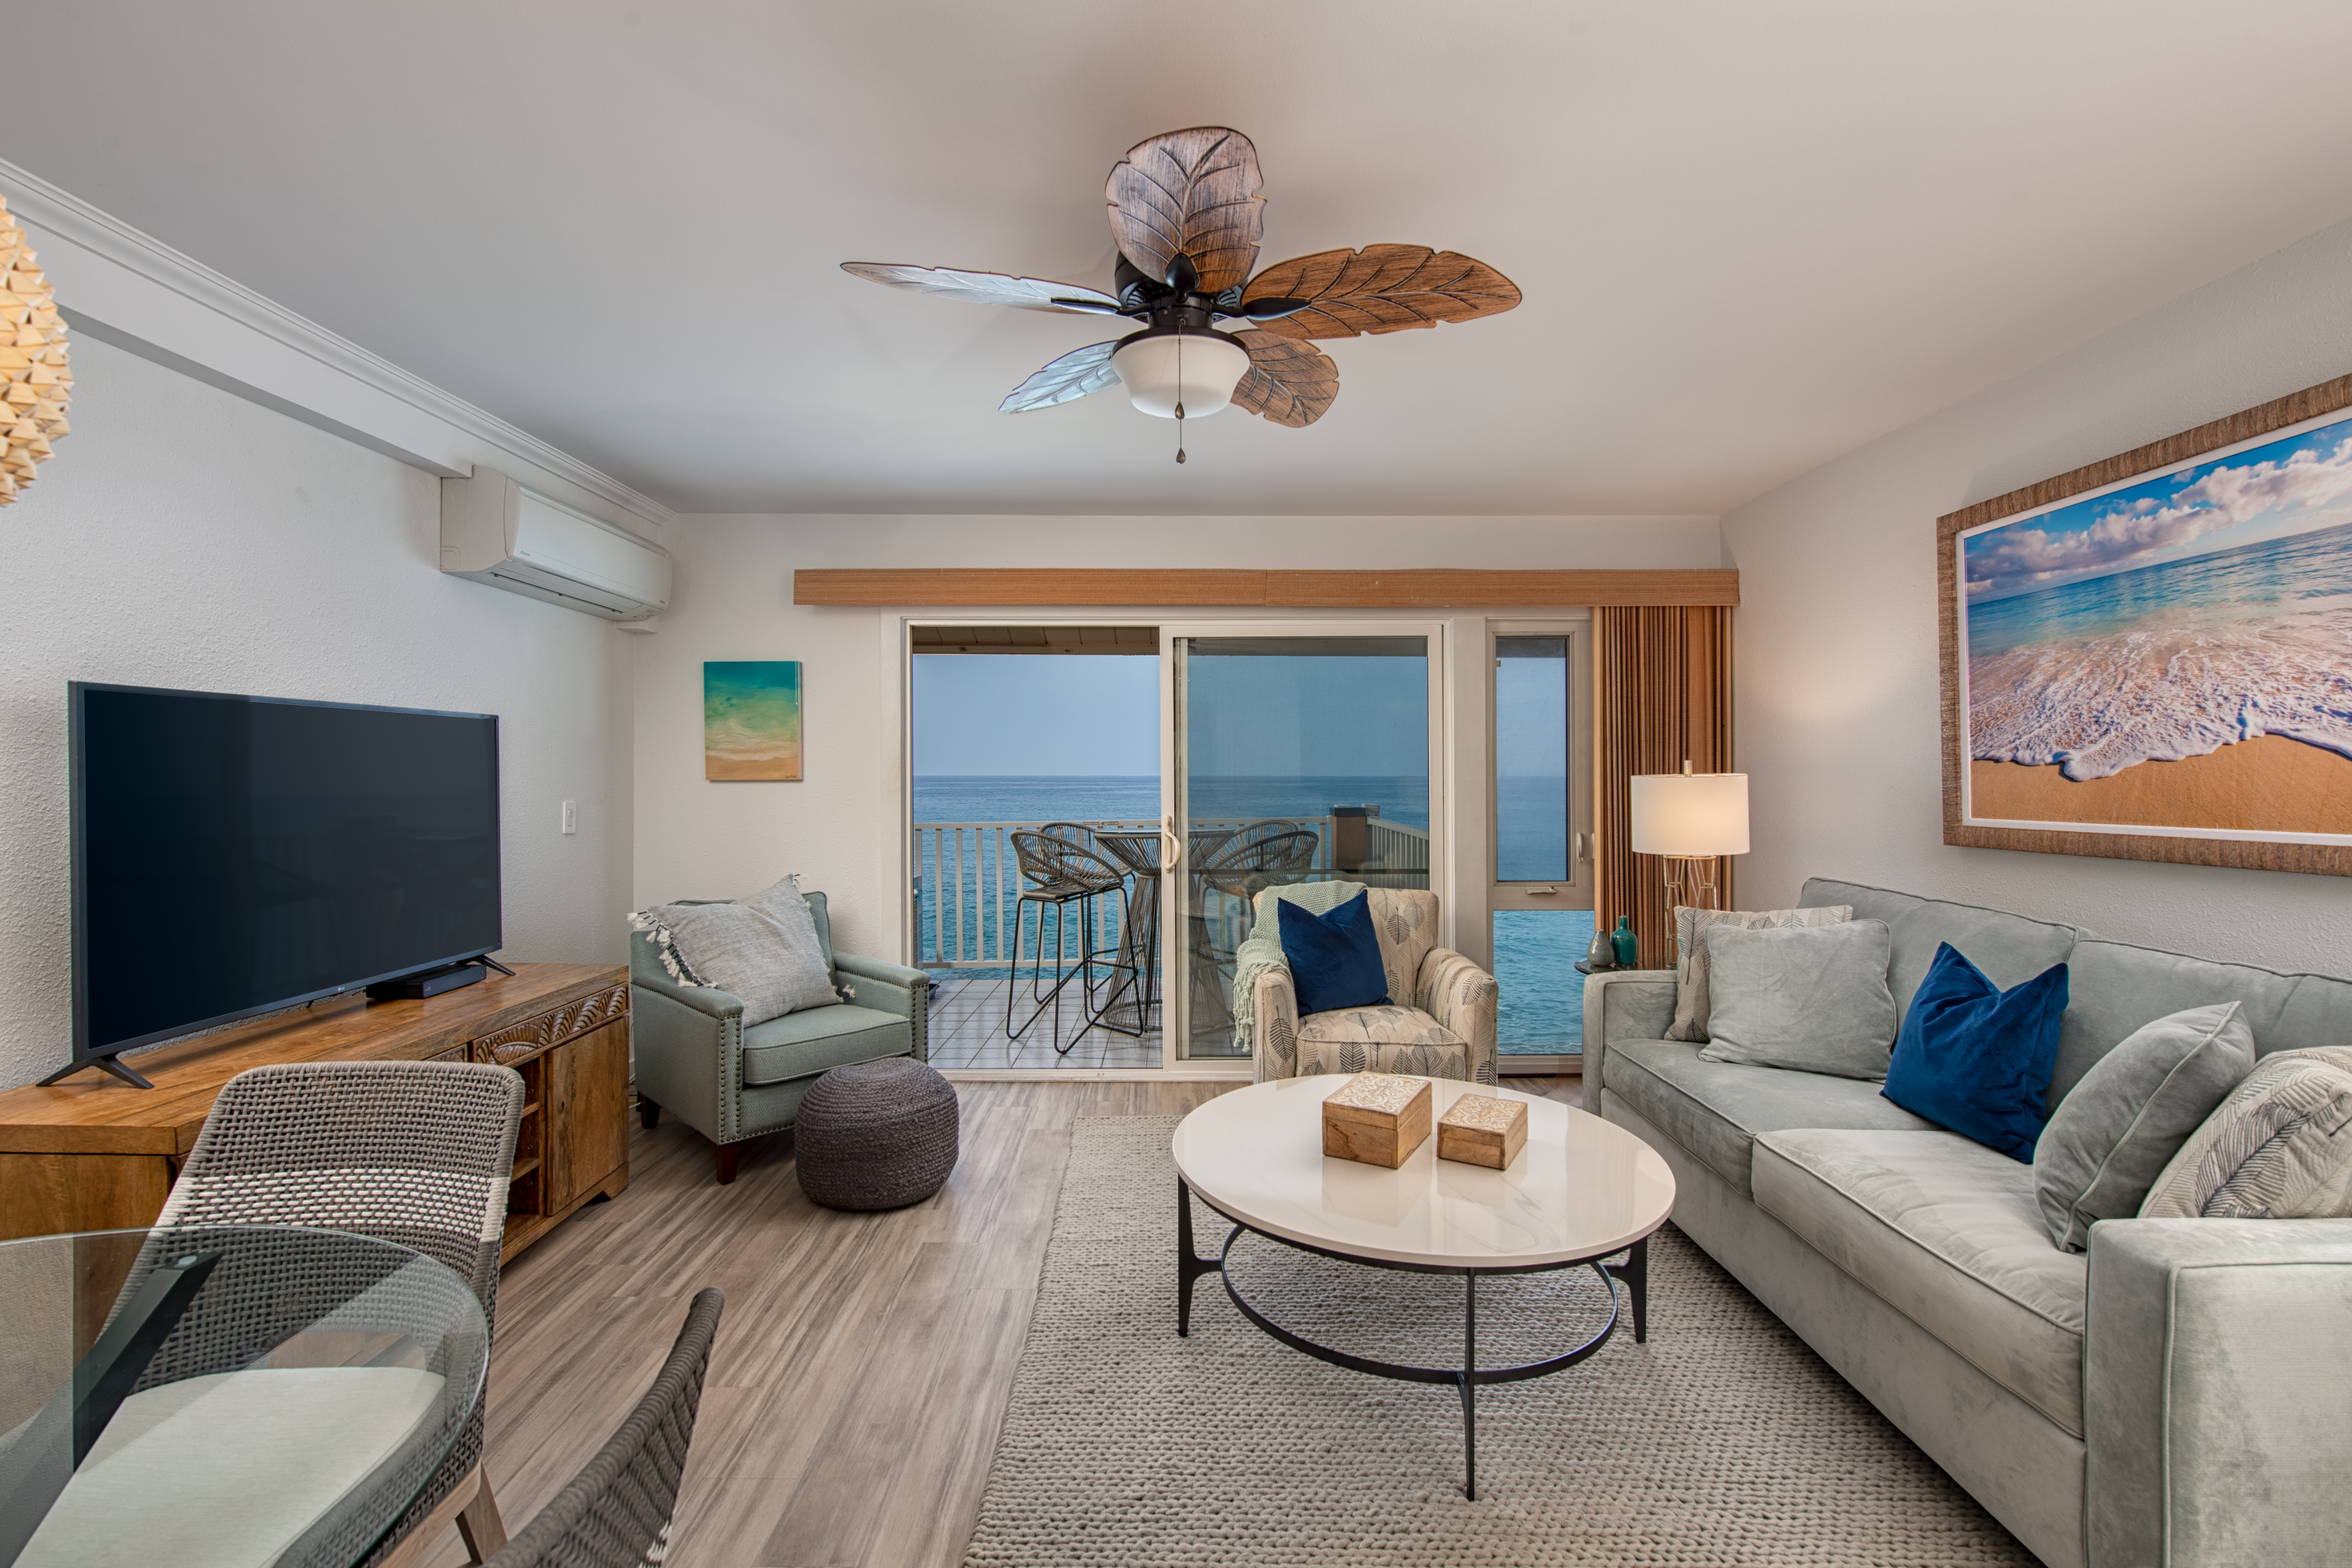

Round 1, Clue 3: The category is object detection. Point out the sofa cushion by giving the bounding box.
[1799,877,2081,1016]
[1294,1005,1468,1080]
[741,1004,911,1087]
[2034,1001,2256,1249]
[1667,903,1854,1042]
[2054,939,2311,1103]
[1753,1129,2089,1437]
[1883,942,2069,1162]
[1279,892,1391,1014]
[1699,919,1899,1080]
[2142,1046,2352,1220]
[1603,1040,1938,1194]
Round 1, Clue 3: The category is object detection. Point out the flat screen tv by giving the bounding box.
[65,683,501,1085]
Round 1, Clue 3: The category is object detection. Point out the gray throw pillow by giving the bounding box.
[1667,904,1854,1042]
[630,875,838,1026]
[2031,1002,2254,1251]
[1697,919,1898,1080]
[2141,1046,2352,1220]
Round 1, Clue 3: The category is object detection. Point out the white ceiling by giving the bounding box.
[7,2,2352,516]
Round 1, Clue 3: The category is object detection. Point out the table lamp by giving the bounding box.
[1629,763,1749,913]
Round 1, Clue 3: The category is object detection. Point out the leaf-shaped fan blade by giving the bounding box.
[842,263,1121,315]
[1229,330,1337,428]
[1104,127,1264,295]
[1239,245,1521,340]
[999,341,1122,413]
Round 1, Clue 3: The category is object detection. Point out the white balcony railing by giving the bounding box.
[912,815,1430,969]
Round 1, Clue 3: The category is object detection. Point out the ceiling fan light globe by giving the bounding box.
[1110,333,1250,419]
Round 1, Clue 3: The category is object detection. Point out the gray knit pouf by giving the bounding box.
[794,1057,960,1211]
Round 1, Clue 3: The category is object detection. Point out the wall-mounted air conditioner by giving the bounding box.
[440,468,671,620]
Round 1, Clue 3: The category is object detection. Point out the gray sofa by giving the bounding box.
[1587,877,2352,1568]
[630,892,931,1184]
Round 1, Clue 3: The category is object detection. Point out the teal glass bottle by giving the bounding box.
[1610,915,1639,969]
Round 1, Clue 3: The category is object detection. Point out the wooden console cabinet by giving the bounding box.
[0,964,629,1264]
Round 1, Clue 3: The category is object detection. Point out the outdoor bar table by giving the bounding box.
[1089,824,1240,1034]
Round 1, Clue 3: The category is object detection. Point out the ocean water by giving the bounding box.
[1967,520,2352,780]
[912,775,1582,1052]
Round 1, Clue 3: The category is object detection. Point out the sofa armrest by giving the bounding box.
[628,981,744,1146]
[630,969,743,1022]
[2085,1218,2352,1568]
[1416,947,1499,1086]
[1252,966,1301,1083]
[1579,970,1675,1094]
[831,952,931,1062]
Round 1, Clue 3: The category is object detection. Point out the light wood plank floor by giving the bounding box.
[427,1076,1581,1568]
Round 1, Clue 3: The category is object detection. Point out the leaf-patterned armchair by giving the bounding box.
[1243,886,1498,1085]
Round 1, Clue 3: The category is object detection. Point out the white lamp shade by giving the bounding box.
[1630,773,1750,856]
[1110,333,1249,419]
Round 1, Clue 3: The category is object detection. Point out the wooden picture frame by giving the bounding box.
[1939,372,2352,877]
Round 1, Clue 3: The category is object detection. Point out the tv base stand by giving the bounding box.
[32,1055,154,1091]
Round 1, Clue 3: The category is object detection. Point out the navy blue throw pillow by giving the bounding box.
[1277,892,1391,1016]
[1883,942,2069,1162]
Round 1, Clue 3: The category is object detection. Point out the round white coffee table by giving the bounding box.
[1170,1075,1675,1498]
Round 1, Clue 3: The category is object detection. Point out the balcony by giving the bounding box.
[914,813,1430,1069]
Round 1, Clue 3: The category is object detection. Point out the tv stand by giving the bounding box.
[33,1055,154,1091]
[0,963,629,1262]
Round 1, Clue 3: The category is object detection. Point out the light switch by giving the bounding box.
[561,799,578,835]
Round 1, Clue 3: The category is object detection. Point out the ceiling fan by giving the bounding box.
[844,126,1521,458]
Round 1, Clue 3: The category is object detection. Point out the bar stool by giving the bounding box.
[1005,829,1131,1054]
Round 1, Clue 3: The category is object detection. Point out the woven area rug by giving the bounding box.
[962,1115,2040,1568]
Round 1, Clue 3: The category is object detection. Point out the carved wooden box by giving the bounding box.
[1321,1073,1433,1169]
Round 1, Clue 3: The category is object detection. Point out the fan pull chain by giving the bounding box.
[1174,329,1187,463]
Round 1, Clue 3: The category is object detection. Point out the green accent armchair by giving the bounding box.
[629,892,930,1184]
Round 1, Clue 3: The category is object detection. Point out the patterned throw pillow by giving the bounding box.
[2140,1046,2352,1220]
[629,874,839,1026]
[1667,904,1854,1042]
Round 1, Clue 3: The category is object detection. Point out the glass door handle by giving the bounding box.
[1160,817,1184,871]
[1574,830,1589,863]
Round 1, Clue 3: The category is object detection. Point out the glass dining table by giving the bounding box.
[0,1224,489,1568]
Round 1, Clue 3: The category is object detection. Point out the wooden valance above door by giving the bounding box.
[792,567,1738,608]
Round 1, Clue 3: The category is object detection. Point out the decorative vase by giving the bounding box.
[1610,915,1639,969]
[1583,925,1616,972]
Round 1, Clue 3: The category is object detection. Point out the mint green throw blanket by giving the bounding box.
[1229,879,1367,1055]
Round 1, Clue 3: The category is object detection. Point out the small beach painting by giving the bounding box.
[705,661,802,781]
[1955,403,2352,852]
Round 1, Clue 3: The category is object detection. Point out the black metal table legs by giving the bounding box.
[1176,1178,1655,1500]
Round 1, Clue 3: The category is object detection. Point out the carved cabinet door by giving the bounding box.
[546,1019,632,1211]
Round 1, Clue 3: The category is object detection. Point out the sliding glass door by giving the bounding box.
[1163,626,1444,1065]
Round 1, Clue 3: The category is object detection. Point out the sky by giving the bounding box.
[910,650,1438,776]
[912,655,1157,774]
[1963,413,2352,602]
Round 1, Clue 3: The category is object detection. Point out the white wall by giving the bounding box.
[631,514,1721,965]
[1726,213,2352,971]
[0,339,636,1088]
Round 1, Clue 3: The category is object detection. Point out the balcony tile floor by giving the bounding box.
[924,971,1165,1069]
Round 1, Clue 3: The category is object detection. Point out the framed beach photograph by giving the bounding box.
[1940,373,2352,876]
[705,661,803,781]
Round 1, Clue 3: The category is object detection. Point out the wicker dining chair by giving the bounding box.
[156,1060,525,1566]
[479,1289,724,1568]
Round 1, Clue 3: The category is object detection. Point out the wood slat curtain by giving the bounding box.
[1594,607,1736,974]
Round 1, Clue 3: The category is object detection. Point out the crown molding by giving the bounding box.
[0,157,671,529]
